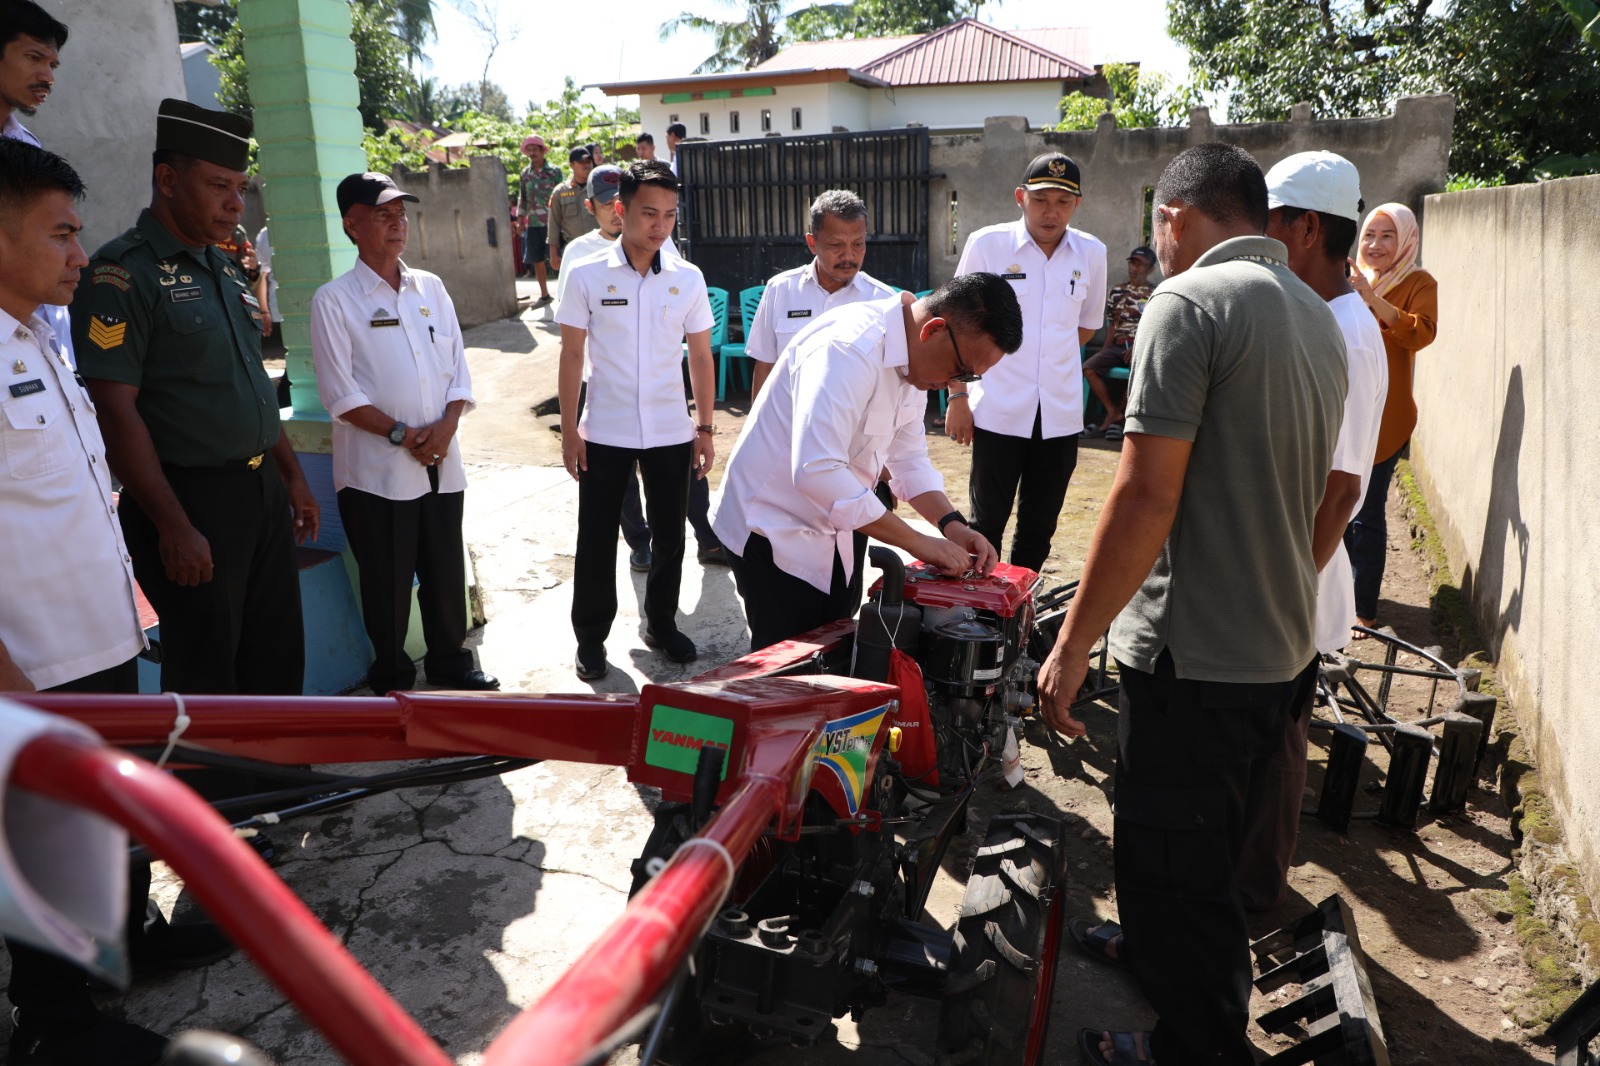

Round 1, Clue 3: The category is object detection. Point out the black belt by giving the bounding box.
[165,453,267,474]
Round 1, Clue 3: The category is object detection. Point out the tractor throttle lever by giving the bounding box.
[691,743,725,828]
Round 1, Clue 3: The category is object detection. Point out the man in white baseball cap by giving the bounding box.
[1239,150,1390,909]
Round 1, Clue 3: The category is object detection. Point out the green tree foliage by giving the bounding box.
[1055,62,1188,131]
[1166,0,1600,183]
[787,0,986,39]
[437,80,513,123]
[214,0,420,131]
[660,0,790,73]
[175,1,236,45]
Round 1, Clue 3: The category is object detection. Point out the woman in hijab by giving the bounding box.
[1344,202,1438,635]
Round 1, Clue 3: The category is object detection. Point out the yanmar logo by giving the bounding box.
[644,705,735,778]
[651,728,730,752]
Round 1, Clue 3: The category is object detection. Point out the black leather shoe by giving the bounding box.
[575,643,608,680]
[642,625,698,664]
[696,544,729,566]
[10,1008,169,1066]
[429,669,500,690]
[135,920,235,975]
[629,547,653,572]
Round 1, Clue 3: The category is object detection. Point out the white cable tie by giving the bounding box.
[258,812,281,825]
[676,837,736,894]
[155,692,191,770]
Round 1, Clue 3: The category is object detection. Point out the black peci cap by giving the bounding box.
[1128,246,1157,265]
[336,172,419,216]
[156,98,252,172]
[1022,152,1082,196]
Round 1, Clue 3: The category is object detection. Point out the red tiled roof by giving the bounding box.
[752,35,919,72]
[860,18,1094,85]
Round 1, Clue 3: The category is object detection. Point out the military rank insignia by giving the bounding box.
[88,314,127,350]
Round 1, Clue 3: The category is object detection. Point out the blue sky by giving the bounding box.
[421,0,1193,116]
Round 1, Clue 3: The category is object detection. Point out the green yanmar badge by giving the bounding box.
[645,705,734,778]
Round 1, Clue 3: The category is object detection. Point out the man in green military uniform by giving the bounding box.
[547,145,596,273]
[73,98,318,695]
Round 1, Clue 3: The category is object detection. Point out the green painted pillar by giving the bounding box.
[239,0,366,438]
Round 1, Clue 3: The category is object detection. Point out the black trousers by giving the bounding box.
[620,462,718,552]
[337,468,472,693]
[6,658,150,1022]
[726,531,867,652]
[1113,650,1318,1066]
[968,407,1078,573]
[573,439,692,645]
[119,455,304,695]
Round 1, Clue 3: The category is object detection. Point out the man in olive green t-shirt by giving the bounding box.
[74,99,319,696]
[1037,143,1346,1066]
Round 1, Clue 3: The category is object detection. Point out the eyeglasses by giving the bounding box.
[946,323,982,383]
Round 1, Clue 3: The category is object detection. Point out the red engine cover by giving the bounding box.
[870,560,1040,618]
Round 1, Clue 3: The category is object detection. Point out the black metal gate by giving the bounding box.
[677,128,937,295]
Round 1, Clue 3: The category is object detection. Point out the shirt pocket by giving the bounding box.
[661,292,695,338]
[853,409,896,464]
[1,397,67,480]
[163,303,234,383]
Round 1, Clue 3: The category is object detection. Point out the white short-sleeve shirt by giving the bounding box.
[955,218,1107,438]
[0,309,145,688]
[712,297,944,594]
[1315,291,1391,652]
[310,259,476,499]
[556,242,713,450]
[745,261,896,365]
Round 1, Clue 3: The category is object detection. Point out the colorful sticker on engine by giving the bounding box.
[645,705,734,778]
[810,704,891,815]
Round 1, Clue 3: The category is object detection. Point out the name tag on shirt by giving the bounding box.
[9,378,45,398]
[786,309,812,319]
[171,286,203,303]
[601,298,628,307]
[369,317,400,328]
[1001,272,1027,280]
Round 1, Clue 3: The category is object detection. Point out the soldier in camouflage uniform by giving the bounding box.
[515,134,562,304]
[73,98,318,696]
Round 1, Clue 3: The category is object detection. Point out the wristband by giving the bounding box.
[947,391,969,400]
[937,510,967,534]
[695,424,715,436]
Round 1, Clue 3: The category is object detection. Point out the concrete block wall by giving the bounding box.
[389,156,519,329]
[927,95,1455,288]
[1409,175,1600,904]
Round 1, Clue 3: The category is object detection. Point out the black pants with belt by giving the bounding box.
[726,530,867,652]
[1113,650,1319,1066]
[6,658,151,1023]
[119,453,304,695]
[968,406,1078,573]
[573,439,692,646]
[337,465,473,693]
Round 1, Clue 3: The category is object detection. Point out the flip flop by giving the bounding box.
[1069,917,1129,968]
[1078,1028,1157,1065]
[1104,423,1125,441]
[1080,423,1102,438]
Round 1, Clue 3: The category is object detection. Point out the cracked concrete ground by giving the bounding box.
[0,283,1545,1064]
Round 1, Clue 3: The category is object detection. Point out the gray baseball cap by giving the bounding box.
[586,164,624,205]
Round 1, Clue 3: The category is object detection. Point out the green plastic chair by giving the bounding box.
[715,285,766,402]
[684,286,729,375]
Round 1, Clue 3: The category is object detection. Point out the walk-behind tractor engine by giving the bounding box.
[633,549,1068,1065]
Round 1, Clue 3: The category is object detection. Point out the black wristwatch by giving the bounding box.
[388,422,408,445]
[937,510,968,534]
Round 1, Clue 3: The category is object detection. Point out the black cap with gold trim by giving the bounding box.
[1022,152,1081,196]
[156,98,252,172]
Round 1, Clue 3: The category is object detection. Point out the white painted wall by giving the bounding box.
[826,82,872,133]
[28,0,188,253]
[869,81,1063,132]
[642,82,837,146]
[637,78,1064,146]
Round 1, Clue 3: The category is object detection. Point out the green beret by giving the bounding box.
[156,98,252,172]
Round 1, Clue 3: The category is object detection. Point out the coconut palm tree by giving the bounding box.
[659,0,796,73]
